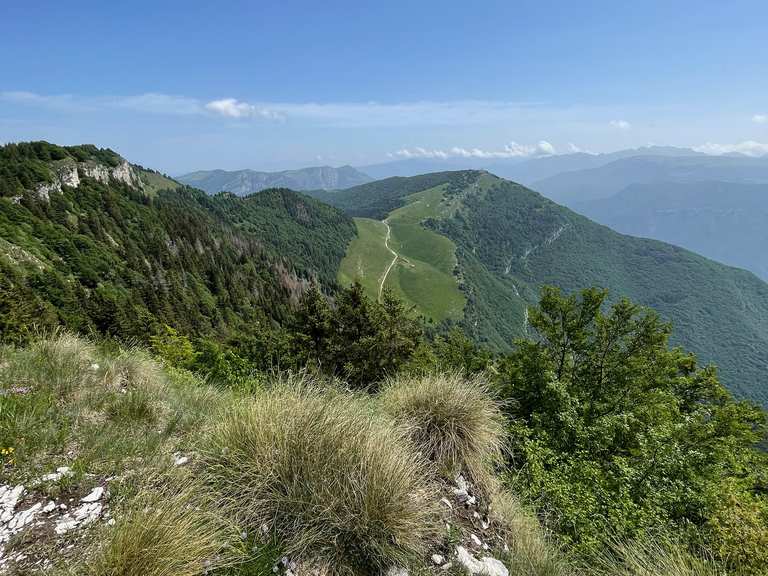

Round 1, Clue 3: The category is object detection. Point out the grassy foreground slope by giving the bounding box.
[2,333,738,575]
[0,333,567,576]
[325,170,768,404]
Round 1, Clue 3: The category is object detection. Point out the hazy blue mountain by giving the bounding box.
[178,165,372,195]
[359,146,702,182]
[532,154,768,205]
[575,180,768,280]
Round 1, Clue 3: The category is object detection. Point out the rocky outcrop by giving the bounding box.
[0,468,109,573]
[33,159,143,202]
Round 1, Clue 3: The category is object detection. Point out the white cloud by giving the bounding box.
[204,98,282,120]
[392,141,556,160]
[693,140,768,157]
[753,114,767,124]
[609,119,631,130]
[2,91,543,126]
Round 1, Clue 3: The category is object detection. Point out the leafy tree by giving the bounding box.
[149,325,197,369]
[291,282,422,388]
[496,287,767,556]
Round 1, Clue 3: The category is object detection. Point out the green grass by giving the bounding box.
[137,169,181,196]
[337,217,393,298]
[338,185,465,323]
[78,480,237,576]
[3,334,735,576]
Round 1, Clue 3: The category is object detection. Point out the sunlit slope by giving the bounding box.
[338,218,392,298]
[338,184,465,323]
[330,170,768,404]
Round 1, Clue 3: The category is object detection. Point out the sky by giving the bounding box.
[1,0,767,174]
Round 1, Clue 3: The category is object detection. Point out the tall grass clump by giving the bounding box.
[79,480,236,576]
[378,372,506,493]
[492,490,572,576]
[586,538,723,576]
[202,376,438,575]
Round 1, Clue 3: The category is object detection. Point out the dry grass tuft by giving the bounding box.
[587,538,723,576]
[378,372,506,493]
[491,490,572,576]
[79,480,236,576]
[203,374,439,575]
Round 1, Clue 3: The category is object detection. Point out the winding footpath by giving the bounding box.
[378,219,398,302]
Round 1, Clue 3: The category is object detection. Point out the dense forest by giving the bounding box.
[0,142,356,345]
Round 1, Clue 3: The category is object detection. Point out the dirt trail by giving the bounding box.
[379,219,398,302]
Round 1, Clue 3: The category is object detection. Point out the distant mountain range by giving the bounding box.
[178,165,372,195]
[358,146,705,181]
[531,154,768,205]
[574,181,768,281]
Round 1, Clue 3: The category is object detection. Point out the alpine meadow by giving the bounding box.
[2,2,768,576]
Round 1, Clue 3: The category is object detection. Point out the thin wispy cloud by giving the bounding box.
[693,141,768,157]
[0,91,543,127]
[609,119,631,130]
[391,141,557,159]
[753,114,767,124]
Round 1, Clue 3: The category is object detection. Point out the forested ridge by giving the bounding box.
[0,142,356,344]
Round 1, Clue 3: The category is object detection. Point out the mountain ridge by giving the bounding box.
[177,164,372,195]
[324,170,768,404]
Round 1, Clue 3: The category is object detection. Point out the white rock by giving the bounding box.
[42,501,56,514]
[455,546,509,576]
[385,568,409,576]
[34,181,61,201]
[173,454,190,467]
[470,533,482,547]
[455,474,469,492]
[54,502,103,534]
[80,486,104,503]
[1,485,25,523]
[432,554,445,565]
[58,164,80,188]
[36,466,72,484]
[8,502,42,531]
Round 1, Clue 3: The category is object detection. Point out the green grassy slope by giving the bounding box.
[326,170,768,404]
[338,217,392,297]
[338,184,465,323]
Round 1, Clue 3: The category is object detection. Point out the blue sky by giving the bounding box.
[1,0,767,173]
